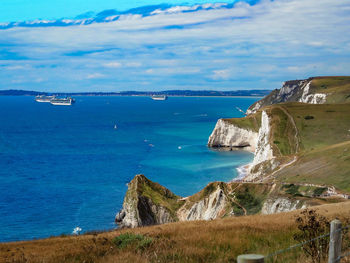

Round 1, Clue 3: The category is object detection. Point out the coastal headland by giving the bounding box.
[115,76,350,228]
[1,76,350,262]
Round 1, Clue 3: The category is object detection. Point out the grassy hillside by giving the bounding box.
[246,76,350,114]
[223,113,261,132]
[273,141,350,192]
[257,103,350,191]
[310,77,350,104]
[265,103,350,153]
[1,201,350,263]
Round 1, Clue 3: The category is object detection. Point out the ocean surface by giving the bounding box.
[0,96,258,242]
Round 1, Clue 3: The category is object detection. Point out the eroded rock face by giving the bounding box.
[208,119,258,152]
[116,176,232,228]
[251,111,274,166]
[244,111,276,181]
[177,187,228,221]
[246,78,327,114]
[261,197,307,214]
[115,175,322,229]
[299,81,327,104]
[115,174,177,228]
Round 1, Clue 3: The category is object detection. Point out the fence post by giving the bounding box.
[237,254,264,263]
[328,219,342,263]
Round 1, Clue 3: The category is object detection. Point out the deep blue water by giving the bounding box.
[0,96,258,242]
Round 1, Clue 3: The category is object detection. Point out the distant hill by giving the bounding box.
[246,76,350,114]
[0,89,271,97]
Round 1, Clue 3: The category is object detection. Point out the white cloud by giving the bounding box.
[86,73,105,79]
[212,69,230,80]
[0,0,349,92]
[125,62,142,67]
[103,62,122,68]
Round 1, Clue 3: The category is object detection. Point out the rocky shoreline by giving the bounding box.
[115,76,350,229]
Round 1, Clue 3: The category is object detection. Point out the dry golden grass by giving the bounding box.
[1,201,350,263]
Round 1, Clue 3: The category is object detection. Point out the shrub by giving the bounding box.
[304,115,314,120]
[235,188,262,214]
[112,233,153,250]
[313,187,327,196]
[282,184,301,196]
[293,209,330,263]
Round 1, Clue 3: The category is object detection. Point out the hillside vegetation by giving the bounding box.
[1,201,350,263]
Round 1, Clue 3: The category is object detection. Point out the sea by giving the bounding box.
[0,96,259,242]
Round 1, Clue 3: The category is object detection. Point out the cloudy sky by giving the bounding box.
[0,0,349,92]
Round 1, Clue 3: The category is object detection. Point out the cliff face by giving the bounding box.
[208,119,258,152]
[115,174,182,228]
[246,78,328,114]
[261,197,306,214]
[244,110,277,181]
[115,175,327,228]
[207,110,278,182]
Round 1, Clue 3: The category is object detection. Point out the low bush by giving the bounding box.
[112,233,153,250]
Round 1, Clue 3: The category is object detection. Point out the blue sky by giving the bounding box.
[0,0,244,22]
[0,0,349,92]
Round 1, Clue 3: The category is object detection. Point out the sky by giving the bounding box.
[0,0,349,92]
[1,0,241,22]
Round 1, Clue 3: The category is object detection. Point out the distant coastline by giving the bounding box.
[0,89,271,97]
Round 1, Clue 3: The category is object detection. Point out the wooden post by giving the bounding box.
[237,254,264,263]
[328,219,342,263]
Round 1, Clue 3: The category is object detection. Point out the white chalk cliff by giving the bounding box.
[299,81,327,104]
[261,198,307,214]
[246,78,327,114]
[208,119,258,152]
[177,186,227,221]
[251,111,274,166]
[244,111,276,181]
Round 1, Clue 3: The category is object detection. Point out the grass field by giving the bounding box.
[2,201,350,263]
[310,77,350,104]
[223,113,261,132]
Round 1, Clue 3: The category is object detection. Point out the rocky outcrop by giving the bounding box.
[115,174,180,228]
[299,81,327,104]
[208,119,258,152]
[177,184,228,221]
[242,111,278,181]
[251,111,274,166]
[261,197,307,214]
[246,78,327,114]
[116,177,232,228]
[115,175,334,228]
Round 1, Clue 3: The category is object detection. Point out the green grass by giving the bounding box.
[275,141,350,192]
[267,106,298,156]
[282,184,302,196]
[310,77,350,104]
[134,175,184,219]
[275,103,350,152]
[235,188,263,214]
[223,113,261,132]
[112,233,153,250]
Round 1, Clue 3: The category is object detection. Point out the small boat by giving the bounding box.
[50,97,75,106]
[114,124,118,129]
[35,95,56,103]
[151,95,167,101]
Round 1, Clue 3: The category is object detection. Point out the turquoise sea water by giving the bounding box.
[0,96,258,242]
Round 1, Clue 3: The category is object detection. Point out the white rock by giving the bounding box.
[208,119,258,152]
[178,187,227,221]
[252,111,274,166]
[261,198,307,214]
[299,81,327,104]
